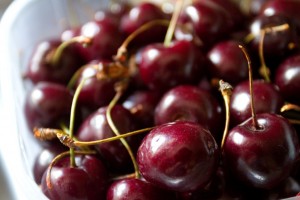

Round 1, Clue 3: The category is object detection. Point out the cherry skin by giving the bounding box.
[275,53,300,106]
[137,40,206,91]
[33,143,67,184]
[41,155,108,200]
[74,60,117,111]
[207,40,248,85]
[178,1,235,48]
[76,105,140,173]
[154,85,223,140]
[106,178,176,200]
[80,19,124,60]
[137,121,219,192]
[230,79,284,126]
[24,39,87,85]
[122,90,162,128]
[24,82,73,130]
[223,113,300,189]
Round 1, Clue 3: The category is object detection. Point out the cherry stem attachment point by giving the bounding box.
[239,45,260,130]
[219,80,233,149]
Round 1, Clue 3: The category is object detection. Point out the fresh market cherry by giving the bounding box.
[275,53,300,105]
[154,85,223,140]
[207,40,248,85]
[24,82,73,130]
[76,105,140,173]
[41,154,108,200]
[24,39,87,85]
[223,113,300,189]
[137,121,219,192]
[137,40,206,91]
[106,178,176,200]
[230,79,284,126]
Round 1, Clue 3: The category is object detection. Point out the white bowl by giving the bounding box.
[0,0,108,199]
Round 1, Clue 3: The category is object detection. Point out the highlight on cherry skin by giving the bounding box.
[21,0,300,199]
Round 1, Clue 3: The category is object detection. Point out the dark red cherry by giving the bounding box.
[275,53,300,105]
[122,90,162,128]
[137,40,206,91]
[230,79,284,126]
[106,178,176,200]
[24,39,86,85]
[33,143,67,184]
[80,19,124,60]
[41,155,108,200]
[154,85,223,140]
[247,0,271,16]
[248,15,298,59]
[207,40,248,85]
[24,82,73,130]
[260,0,300,31]
[76,105,140,173]
[74,60,117,111]
[178,1,235,48]
[223,113,300,189]
[137,121,219,192]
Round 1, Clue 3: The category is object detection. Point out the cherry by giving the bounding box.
[122,90,162,128]
[120,2,168,47]
[230,79,284,126]
[41,154,108,200]
[260,0,300,32]
[207,40,248,85]
[275,53,300,105]
[154,85,223,140]
[80,19,124,60]
[76,105,140,173]
[178,1,235,48]
[137,40,206,91]
[33,143,67,184]
[24,82,73,130]
[223,113,300,189]
[137,121,219,192]
[74,60,117,111]
[106,178,176,200]
[24,39,87,85]
[247,15,298,59]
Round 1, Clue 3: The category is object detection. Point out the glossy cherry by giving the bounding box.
[230,79,284,126]
[154,85,223,140]
[137,121,219,192]
[223,113,300,189]
[76,105,140,173]
[178,1,235,48]
[24,39,87,85]
[137,40,206,91]
[106,178,176,200]
[24,82,73,130]
[207,40,248,85]
[122,90,162,128]
[275,53,300,105]
[41,155,108,200]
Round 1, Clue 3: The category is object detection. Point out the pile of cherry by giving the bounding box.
[23,0,300,199]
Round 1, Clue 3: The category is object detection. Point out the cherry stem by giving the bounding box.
[239,45,260,130]
[46,150,97,190]
[219,80,233,149]
[106,80,141,179]
[258,29,271,82]
[115,19,170,62]
[163,0,184,46]
[59,127,154,148]
[281,103,300,113]
[69,77,88,167]
[51,36,92,66]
